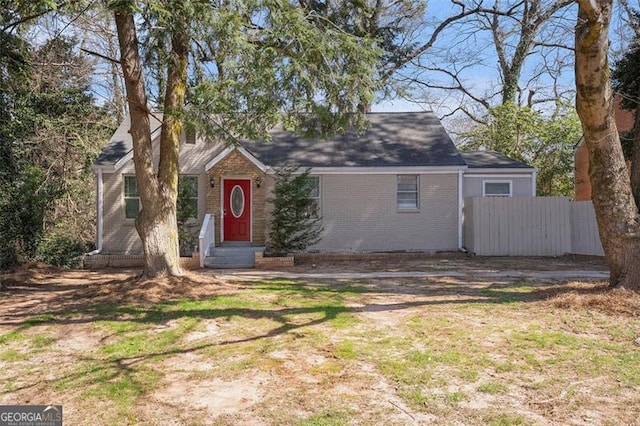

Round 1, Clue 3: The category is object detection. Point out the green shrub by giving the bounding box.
[36,235,94,269]
[267,165,323,256]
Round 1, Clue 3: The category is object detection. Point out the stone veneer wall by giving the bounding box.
[207,150,267,246]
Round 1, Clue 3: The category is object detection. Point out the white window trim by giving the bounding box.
[482,180,513,197]
[124,175,201,221]
[397,174,420,211]
[123,175,140,220]
[179,175,200,223]
[307,175,321,219]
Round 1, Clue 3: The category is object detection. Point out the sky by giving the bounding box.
[44,0,635,131]
[370,0,635,125]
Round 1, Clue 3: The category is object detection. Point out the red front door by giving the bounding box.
[223,179,251,241]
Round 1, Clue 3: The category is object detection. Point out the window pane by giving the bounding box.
[397,175,417,191]
[397,175,418,209]
[124,176,138,197]
[398,193,418,208]
[180,176,198,198]
[187,199,198,219]
[485,182,510,196]
[125,198,139,219]
[304,176,319,197]
[304,199,320,219]
[302,176,320,218]
[231,185,245,218]
[178,176,198,220]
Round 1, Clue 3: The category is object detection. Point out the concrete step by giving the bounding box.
[204,246,264,269]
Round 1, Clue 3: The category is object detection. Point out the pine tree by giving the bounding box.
[267,166,323,256]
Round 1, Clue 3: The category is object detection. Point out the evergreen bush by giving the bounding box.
[267,166,323,256]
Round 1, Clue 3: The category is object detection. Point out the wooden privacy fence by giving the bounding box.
[463,197,604,256]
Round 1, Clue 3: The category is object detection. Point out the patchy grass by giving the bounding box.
[1,263,639,425]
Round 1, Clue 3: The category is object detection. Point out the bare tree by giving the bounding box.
[401,1,576,123]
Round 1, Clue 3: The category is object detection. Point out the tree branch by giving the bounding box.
[80,47,119,64]
[2,1,73,33]
[380,1,514,83]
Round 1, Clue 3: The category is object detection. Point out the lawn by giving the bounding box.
[1,260,639,425]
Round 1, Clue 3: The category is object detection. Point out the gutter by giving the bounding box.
[86,168,104,256]
[531,170,537,197]
[457,169,464,251]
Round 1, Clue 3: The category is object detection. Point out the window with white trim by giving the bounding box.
[124,176,139,219]
[397,175,419,210]
[483,180,512,197]
[124,175,199,220]
[178,176,198,220]
[304,176,321,219]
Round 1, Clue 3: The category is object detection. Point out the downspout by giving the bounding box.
[87,168,104,255]
[531,170,537,197]
[457,169,465,251]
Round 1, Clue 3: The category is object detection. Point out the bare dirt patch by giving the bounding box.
[1,257,638,425]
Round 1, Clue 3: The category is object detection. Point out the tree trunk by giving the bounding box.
[575,0,640,289]
[113,5,183,277]
[631,97,640,210]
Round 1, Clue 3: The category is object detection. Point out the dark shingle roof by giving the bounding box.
[240,112,465,168]
[94,115,163,166]
[95,112,468,170]
[460,150,533,169]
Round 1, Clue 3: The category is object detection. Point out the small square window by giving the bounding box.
[483,181,512,197]
[397,175,418,209]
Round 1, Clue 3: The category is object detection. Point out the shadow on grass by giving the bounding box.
[0,276,608,330]
[0,276,617,399]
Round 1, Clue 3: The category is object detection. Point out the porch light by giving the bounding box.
[256,176,262,188]
[209,177,216,188]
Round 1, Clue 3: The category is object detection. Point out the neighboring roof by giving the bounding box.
[240,112,466,168]
[460,150,534,169]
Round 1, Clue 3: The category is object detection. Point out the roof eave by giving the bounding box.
[463,167,536,175]
[205,145,268,173]
[297,165,468,175]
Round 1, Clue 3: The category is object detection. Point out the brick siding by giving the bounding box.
[207,150,267,246]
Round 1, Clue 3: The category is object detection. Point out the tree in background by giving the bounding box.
[110,0,377,277]
[461,102,581,196]
[0,33,114,268]
[400,0,576,123]
[267,166,323,256]
[575,0,640,289]
[611,14,640,208]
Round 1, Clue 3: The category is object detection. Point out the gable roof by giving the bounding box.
[240,112,466,168]
[95,111,471,172]
[94,114,163,167]
[460,150,534,169]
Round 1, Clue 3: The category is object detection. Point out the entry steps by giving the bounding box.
[203,243,264,269]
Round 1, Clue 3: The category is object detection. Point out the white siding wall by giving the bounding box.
[463,175,533,198]
[310,173,459,252]
[101,172,207,255]
[102,172,142,254]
